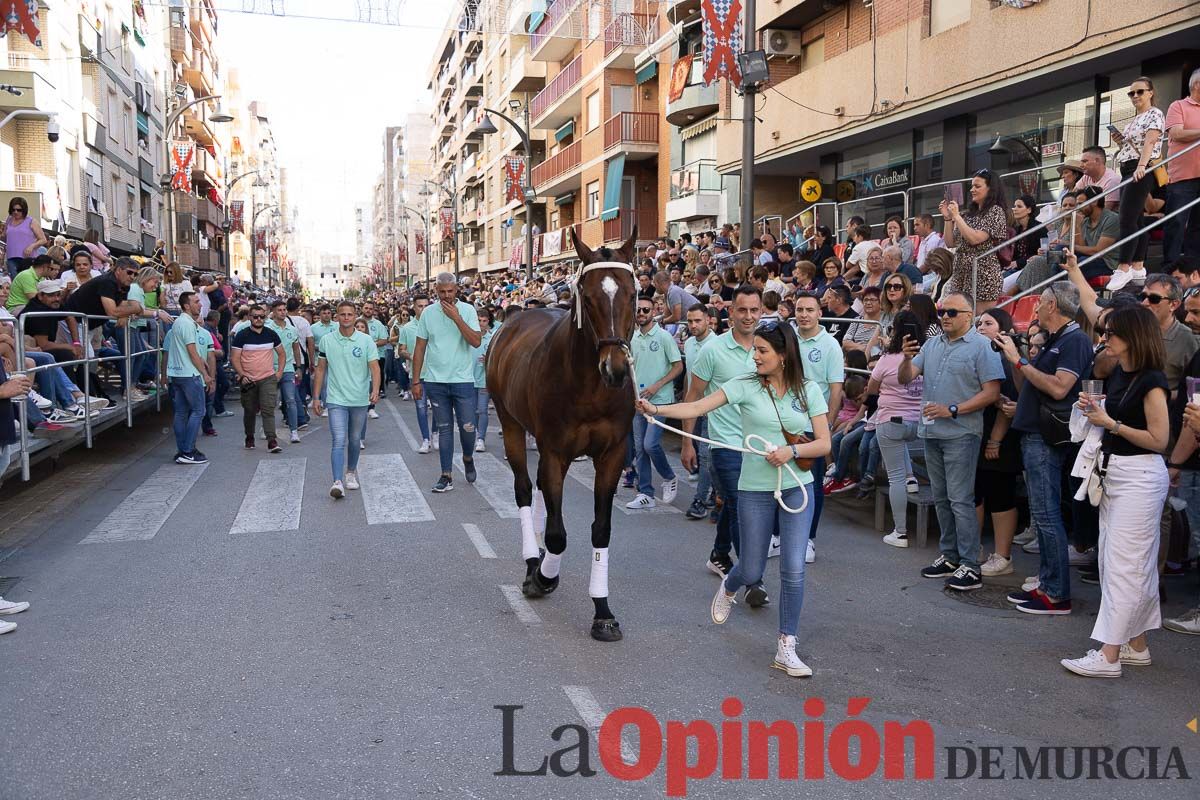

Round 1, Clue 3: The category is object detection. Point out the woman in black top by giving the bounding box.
[973,308,1022,577]
[800,225,835,267]
[1062,305,1168,679]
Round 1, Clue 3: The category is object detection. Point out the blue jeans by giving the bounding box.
[877,420,921,534]
[395,360,410,391]
[633,413,675,498]
[476,387,490,441]
[1020,434,1072,601]
[327,403,368,481]
[169,376,206,456]
[278,372,300,432]
[925,434,982,571]
[382,347,395,389]
[1163,177,1200,266]
[692,416,713,505]
[425,381,476,473]
[26,351,78,407]
[710,448,743,557]
[725,485,814,635]
[414,394,431,440]
[296,368,311,426]
[831,424,866,480]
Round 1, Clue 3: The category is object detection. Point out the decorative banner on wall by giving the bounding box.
[439,207,454,238]
[170,140,195,192]
[415,229,426,255]
[207,186,223,207]
[254,230,266,252]
[229,200,244,233]
[1,0,42,46]
[397,243,408,266]
[504,156,526,204]
[701,0,742,87]
[668,55,692,104]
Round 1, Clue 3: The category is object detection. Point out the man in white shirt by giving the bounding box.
[914,214,945,272]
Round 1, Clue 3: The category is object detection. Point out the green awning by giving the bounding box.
[136,112,149,136]
[635,61,657,85]
[600,153,626,222]
[553,191,576,206]
[554,120,574,142]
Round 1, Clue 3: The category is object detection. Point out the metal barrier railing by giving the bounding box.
[9,310,167,481]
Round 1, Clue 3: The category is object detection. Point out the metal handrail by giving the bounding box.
[836,191,911,242]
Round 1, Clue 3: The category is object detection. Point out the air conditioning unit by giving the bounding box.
[763,29,803,58]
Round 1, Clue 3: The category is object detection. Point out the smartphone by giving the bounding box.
[943,183,964,206]
[897,319,921,346]
[1107,124,1121,137]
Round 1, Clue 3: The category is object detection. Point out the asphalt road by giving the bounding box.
[1,396,1198,800]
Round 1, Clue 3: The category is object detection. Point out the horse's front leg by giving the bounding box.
[589,444,625,642]
[525,453,567,598]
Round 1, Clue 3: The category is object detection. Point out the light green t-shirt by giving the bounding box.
[719,377,828,492]
[473,327,495,389]
[796,327,845,404]
[631,324,681,404]
[266,319,299,373]
[683,332,714,391]
[415,301,480,384]
[127,283,148,329]
[6,267,39,311]
[166,312,201,379]
[366,317,388,349]
[232,319,251,335]
[397,319,419,357]
[311,320,336,345]
[689,331,756,447]
[319,329,379,408]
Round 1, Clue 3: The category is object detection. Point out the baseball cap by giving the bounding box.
[713,236,732,249]
[36,278,64,294]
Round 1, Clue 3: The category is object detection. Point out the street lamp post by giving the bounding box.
[401,204,433,288]
[222,169,263,280]
[421,176,459,280]
[474,102,536,283]
[250,202,279,288]
[162,93,232,265]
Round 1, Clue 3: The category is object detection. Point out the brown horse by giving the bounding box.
[486,228,639,642]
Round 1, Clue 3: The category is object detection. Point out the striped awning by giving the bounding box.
[600,154,626,223]
[680,116,717,140]
[554,120,574,143]
[553,191,576,206]
[136,112,150,136]
[635,61,657,85]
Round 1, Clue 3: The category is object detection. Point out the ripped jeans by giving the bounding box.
[424,381,476,474]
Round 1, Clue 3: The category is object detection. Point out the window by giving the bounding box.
[127,186,137,226]
[111,176,123,224]
[107,90,119,142]
[929,0,970,36]
[802,37,824,71]
[586,91,600,131]
[124,104,134,153]
[66,150,81,210]
[586,180,600,218]
[610,85,633,117]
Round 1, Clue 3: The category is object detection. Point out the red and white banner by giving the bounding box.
[701,0,743,88]
[1,0,41,46]
[229,200,244,233]
[170,140,195,192]
[439,207,454,238]
[504,156,525,204]
[415,230,426,255]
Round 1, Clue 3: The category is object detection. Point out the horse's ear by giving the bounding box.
[570,226,595,263]
[616,226,638,265]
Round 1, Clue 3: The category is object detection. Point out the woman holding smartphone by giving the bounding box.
[873,311,926,548]
[636,320,830,678]
[1107,77,1165,291]
[940,171,1010,311]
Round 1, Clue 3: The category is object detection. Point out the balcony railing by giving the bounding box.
[603,112,658,150]
[603,208,658,244]
[531,54,582,121]
[13,172,37,191]
[604,13,653,57]
[530,0,584,53]
[670,159,721,199]
[532,140,582,187]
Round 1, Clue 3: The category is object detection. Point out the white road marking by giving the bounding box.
[562,685,638,764]
[567,458,681,514]
[296,424,324,440]
[229,458,306,535]
[385,398,421,451]
[80,463,208,544]
[498,585,541,625]
[455,452,519,518]
[356,453,435,525]
[463,522,497,558]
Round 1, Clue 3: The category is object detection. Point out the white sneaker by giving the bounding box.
[1130,267,1147,282]
[980,553,1013,576]
[710,578,736,624]
[1106,268,1135,292]
[883,530,909,548]
[29,390,52,411]
[1022,575,1040,592]
[768,535,781,558]
[475,439,485,452]
[1022,538,1040,554]
[344,471,360,491]
[1061,649,1121,678]
[625,493,656,510]
[772,634,813,677]
[290,430,301,443]
[401,391,412,400]
[1163,608,1200,635]
[320,409,328,417]
[81,396,110,411]
[359,440,366,450]
[0,619,15,635]
[905,476,919,494]
[805,540,815,564]
[661,477,678,504]
[0,597,30,615]
[1013,526,1036,546]
[418,439,432,454]
[1118,643,1151,666]
[1068,547,1097,567]
[824,462,836,478]
[330,480,345,499]
[125,388,148,403]
[368,408,380,419]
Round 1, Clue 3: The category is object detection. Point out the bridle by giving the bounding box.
[573,261,635,350]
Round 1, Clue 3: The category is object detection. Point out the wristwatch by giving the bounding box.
[1017,357,1030,368]
[949,404,959,419]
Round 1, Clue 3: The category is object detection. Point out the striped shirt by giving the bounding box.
[231,326,282,382]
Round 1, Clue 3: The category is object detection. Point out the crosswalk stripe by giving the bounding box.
[80,463,208,544]
[463,522,497,558]
[384,398,421,451]
[229,458,306,535]
[562,686,638,764]
[454,452,518,518]
[499,585,541,625]
[356,453,435,525]
[567,458,681,514]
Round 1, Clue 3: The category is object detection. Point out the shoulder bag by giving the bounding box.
[764,380,816,472]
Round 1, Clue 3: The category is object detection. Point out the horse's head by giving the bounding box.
[570,226,639,389]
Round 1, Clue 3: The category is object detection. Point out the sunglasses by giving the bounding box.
[885,283,905,290]
[937,309,966,318]
[1127,88,1148,98]
[122,269,137,276]
[756,319,782,333]
[636,308,653,314]
[251,314,266,320]
[1138,292,1168,304]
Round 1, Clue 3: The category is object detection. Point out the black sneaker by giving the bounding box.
[744,584,770,608]
[1078,569,1100,585]
[462,457,477,484]
[1007,589,1039,605]
[686,498,708,520]
[432,474,454,493]
[945,565,982,591]
[855,478,875,500]
[706,550,733,577]
[176,450,208,465]
[921,555,959,579]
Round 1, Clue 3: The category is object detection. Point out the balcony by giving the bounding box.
[169,24,192,62]
[603,208,659,245]
[196,197,218,226]
[190,4,215,49]
[530,0,584,62]
[183,107,216,146]
[0,68,53,113]
[531,140,581,191]
[83,114,107,153]
[507,49,547,95]
[191,148,219,186]
[185,50,215,96]
[666,0,702,24]
[174,193,197,215]
[666,160,722,221]
[530,54,582,129]
[665,79,720,127]
[603,13,653,67]
[603,112,658,156]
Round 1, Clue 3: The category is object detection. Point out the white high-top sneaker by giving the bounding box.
[772,635,813,677]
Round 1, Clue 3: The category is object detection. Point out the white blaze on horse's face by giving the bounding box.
[601,276,619,351]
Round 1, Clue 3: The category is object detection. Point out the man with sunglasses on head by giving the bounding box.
[1138,274,1197,396]
[899,291,1004,592]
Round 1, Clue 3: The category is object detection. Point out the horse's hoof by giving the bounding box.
[523,567,559,598]
[590,618,623,642]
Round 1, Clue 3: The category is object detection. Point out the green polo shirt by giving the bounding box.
[690,330,756,447]
[6,267,39,311]
[166,312,201,379]
[415,301,480,384]
[683,332,713,391]
[631,323,681,404]
[796,326,845,406]
[397,319,419,357]
[266,319,299,373]
[127,283,149,329]
[319,329,379,408]
[366,317,388,350]
[473,327,495,389]
[310,320,336,345]
[720,377,828,491]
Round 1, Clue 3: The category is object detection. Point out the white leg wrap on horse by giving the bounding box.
[589,547,609,598]
[533,490,547,535]
[540,550,562,579]
[519,506,539,561]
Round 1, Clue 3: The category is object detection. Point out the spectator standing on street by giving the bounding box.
[362,301,389,405]
[899,291,1004,591]
[287,297,314,429]
[472,306,495,452]
[1163,68,1200,267]
[230,305,285,453]
[312,300,380,499]
[165,292,212,465]
[683,304,716,520]
[874,311,927,548]
[267,300,304,444]
[1108,78,1165,291]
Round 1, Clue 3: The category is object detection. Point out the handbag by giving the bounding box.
[1147,156,1169,188]
[1085,451,1110,507]
[764,380,816,472]
[1038,396,1075,447]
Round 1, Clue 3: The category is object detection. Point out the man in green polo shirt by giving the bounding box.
[362,300,390,406]
[309,304,336,415]
[793,291,845,563]
[627,296,683,509]
[165,291,213,465]
[267,300,304,443]
[412,274,482,493]
[5,255,56,313]
[397,295,432,453]
[312,300,380,499]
